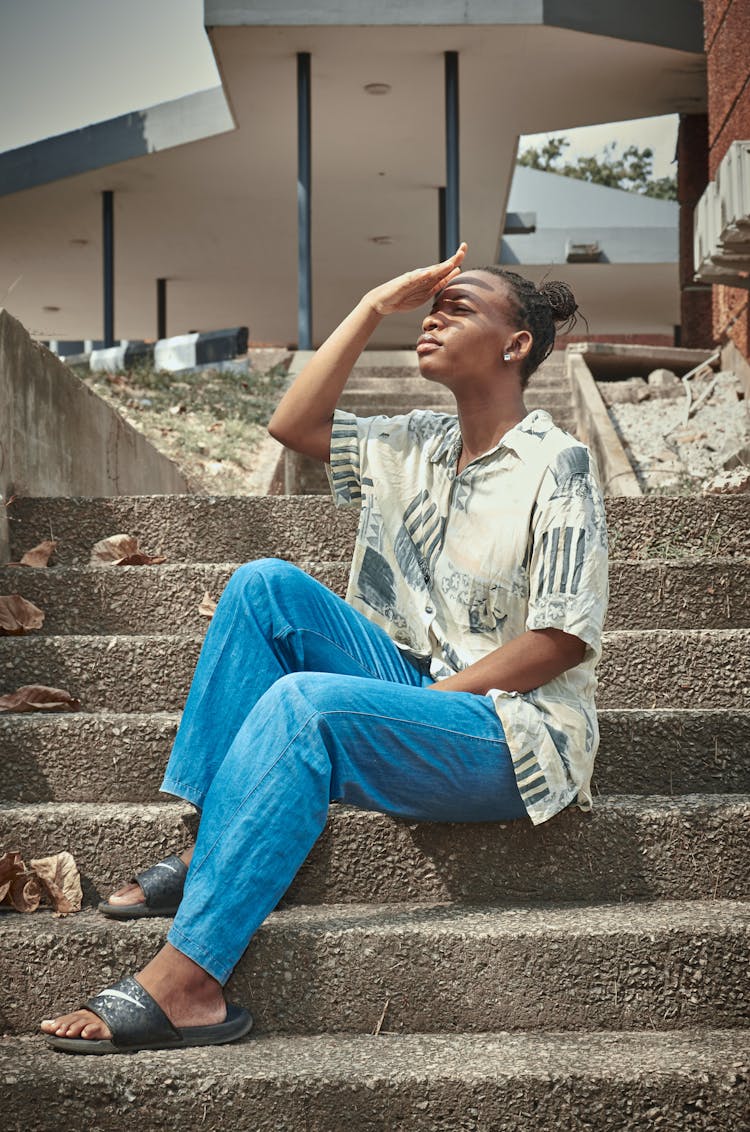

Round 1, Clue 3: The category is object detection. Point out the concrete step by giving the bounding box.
[4,558,748,636]
[8,495,748,566]
[3,709,749,804]
[1,1031,748,1132]
[343,375,571,397]
[2,630,748,711]
[1,700,746,796]
[336,390,574,413]
[1,796,747,908]
[2,901,747,1037]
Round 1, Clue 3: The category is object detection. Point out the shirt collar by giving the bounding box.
[429,409,555,467]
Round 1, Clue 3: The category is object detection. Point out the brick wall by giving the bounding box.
[703,0,750,361]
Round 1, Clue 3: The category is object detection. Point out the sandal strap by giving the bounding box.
[134,855,188,909]
[84,975,179,1049]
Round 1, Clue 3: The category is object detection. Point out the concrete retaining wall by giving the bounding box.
[0,308,189,561]
[567,351,642,497]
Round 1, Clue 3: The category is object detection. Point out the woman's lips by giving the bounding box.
[416,338,441,355]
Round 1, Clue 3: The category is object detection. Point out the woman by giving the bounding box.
[41,243,608,1053]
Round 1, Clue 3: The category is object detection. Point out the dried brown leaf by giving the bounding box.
[198,591,218,619]
[0,850,25,901]
[90,534,140,565]
[0,594,45,635]
[1,873,42,913]
[30,851,82,914]
[114,552,167,566]
[0,684,81,713]
[90,534,166,566]
[10,539,58,568]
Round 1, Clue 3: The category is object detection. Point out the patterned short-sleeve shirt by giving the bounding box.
[328,406,609,827]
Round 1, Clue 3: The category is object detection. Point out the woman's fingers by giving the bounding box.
[366,242,468,315]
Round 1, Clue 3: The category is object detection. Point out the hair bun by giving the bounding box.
[537,280,578,325]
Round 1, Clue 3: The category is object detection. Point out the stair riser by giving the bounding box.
[2,632,747,711]
[1,1034,747,1132]
[350,364,567,385]
[1,913,746,1036]
[2,799,747,908]
[4,559,748,635]
[3,711,748,803]
[9,496,748,565]
[335,392,573,413]
[343,377,570,398]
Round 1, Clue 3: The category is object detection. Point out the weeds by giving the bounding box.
[80,357,290,493]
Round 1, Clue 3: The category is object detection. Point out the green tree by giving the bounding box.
[518,136,677,200]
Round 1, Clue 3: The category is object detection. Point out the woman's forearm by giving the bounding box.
[267,297,383,462]
[428,628,586,695]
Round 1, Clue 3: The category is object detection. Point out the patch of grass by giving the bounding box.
[81,358,291,493]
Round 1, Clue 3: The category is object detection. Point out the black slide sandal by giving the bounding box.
[43,975,253,1055]
[97,855,188,920]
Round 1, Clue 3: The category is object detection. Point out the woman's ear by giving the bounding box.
[510,330,533,361]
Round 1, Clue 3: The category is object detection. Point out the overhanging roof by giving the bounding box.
[0,4,705,346]
[205,0,704,53]
[0,87,234,198]
[501,167,679,264]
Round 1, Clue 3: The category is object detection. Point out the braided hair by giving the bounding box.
[478,267,581,387]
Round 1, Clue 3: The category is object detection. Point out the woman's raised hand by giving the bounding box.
[365,243,468,317]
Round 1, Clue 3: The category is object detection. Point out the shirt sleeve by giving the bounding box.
[525,445,609,652]
[326,408,363,507]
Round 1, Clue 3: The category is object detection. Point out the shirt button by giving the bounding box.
[425,605,434,615]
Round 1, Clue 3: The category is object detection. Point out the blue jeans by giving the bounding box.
[163,559,526,983]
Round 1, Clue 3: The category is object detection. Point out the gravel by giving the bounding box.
[603,371,748,493]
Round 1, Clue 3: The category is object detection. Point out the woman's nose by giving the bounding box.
[422,311,440,332]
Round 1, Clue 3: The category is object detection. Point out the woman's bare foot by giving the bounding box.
[40,942,225,1042]
[106,846,194,907]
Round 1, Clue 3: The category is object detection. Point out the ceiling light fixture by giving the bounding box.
[369,236,393,245]
[364,83,391,95]
[42,305,61,312]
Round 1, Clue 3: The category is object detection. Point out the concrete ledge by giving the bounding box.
[9,495,749,565]
[3,628,747,711]
[1,795,747,906]
[89,327,250,374]
[567,352,642,496]
[89,340,153,373]
[567,342,717,378]
[1,901,747,1035]
[2,556,747,636]
[3,708,748,803]
[153,326,248,372]
[2,1030,747,1132]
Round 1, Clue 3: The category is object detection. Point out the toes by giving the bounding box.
[40,1010,111,1041]
[108,882,145,905]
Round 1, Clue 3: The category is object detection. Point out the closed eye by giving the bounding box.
[430,301,474,314]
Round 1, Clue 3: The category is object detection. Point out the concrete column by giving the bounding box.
[157,278,167,340]
[444,52,460,254]
[102,190,115,348]
[297,52,313,350]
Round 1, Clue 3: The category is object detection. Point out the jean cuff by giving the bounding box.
[159,775,206,810]
[167,924,232,986]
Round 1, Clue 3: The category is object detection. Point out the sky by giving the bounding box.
[0,0,678,178]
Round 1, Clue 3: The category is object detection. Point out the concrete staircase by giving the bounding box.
[1,434,749,1124]
[287,351,577,494]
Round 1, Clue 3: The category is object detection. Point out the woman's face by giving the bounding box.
[416,270,530,386]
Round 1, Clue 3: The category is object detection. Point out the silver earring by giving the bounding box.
[503,353,512,362]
